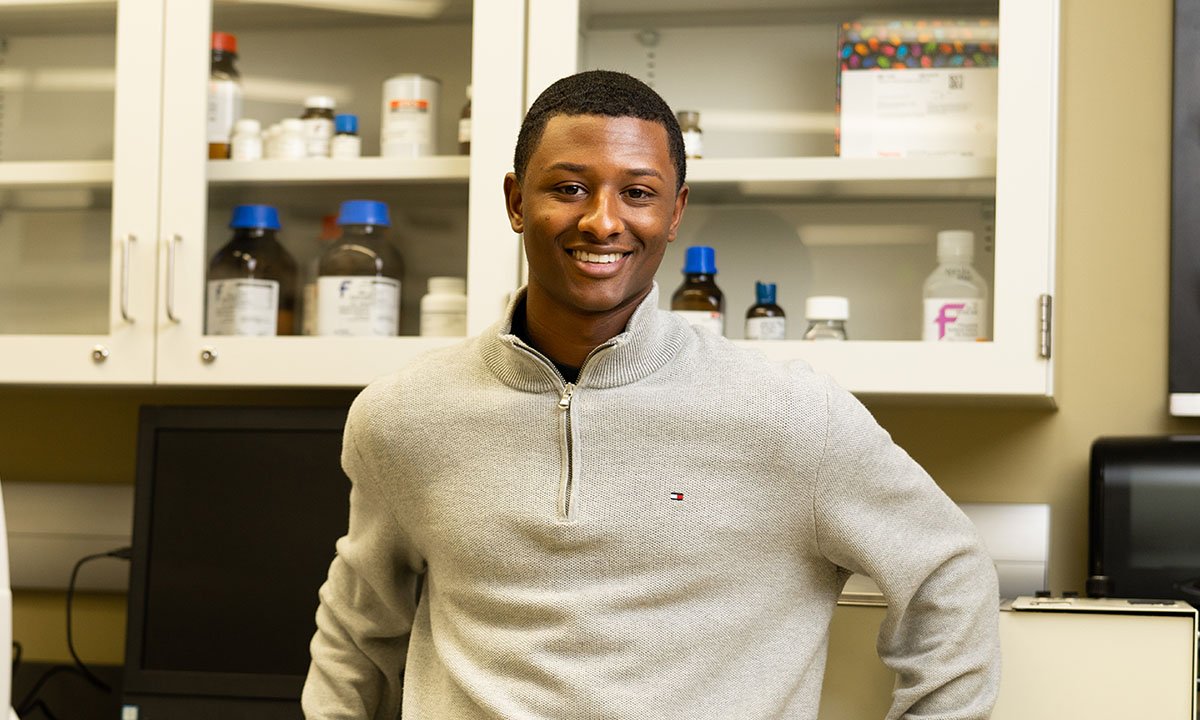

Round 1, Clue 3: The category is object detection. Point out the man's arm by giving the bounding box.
[813,378,1000,720]
[303,412,422,720]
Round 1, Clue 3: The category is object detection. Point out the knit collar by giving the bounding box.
[480,283,689,392]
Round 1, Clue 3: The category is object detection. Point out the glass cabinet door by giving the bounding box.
[0,0,161,383]
[525,0,1058,401]
[156,0,524,386]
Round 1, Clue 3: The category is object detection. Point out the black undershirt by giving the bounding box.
[510,300,581,384]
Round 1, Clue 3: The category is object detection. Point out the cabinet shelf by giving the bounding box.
[206,156,470,186]
[686,157,996,202]
[0,161,113,189]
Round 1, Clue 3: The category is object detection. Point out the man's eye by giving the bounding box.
[558,184,585,195]
[626,188,652,200]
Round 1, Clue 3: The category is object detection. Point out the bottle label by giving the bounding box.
[682,129,703,158]
[458,117,472,144]
[316,276,400,336]
[207,79,242,144]
[675,310,724,336]
[746,316,786,340]
[330,134,362,159]
[923,298,988,341]
[420,310,467,337]
[302,118,335,157]
[382,97,435,156]
[206,279,279,336]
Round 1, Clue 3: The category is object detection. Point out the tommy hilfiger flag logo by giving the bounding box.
[669,492,684,501]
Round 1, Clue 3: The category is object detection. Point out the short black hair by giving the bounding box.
[513,70,687,191]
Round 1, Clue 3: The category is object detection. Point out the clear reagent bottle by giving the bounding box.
[316,200,405,337]
[670,246,724,336]
[922,229,989,342]
[745,281,786,340]
[802,296,849,341]
[206,204,298,336]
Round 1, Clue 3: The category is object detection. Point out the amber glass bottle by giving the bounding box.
[206,205,298,336]
[670,246,725,336]
[316,200,406,336]
[207,32,242,159]
[745,281,786,340]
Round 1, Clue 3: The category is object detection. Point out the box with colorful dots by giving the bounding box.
[836,18,1000,158]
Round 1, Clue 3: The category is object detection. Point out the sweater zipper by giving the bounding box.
[558,382,576,520]
[511,339,618,522]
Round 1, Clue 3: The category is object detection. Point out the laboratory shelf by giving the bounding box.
[0,161,113,188]
[685,157,997,202]
[206,156,470,186]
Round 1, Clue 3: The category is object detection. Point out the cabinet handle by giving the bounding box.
[166,234,182,323]
[119,233,135,323]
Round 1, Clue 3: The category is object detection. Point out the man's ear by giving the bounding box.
[667,183,689,243]
[503,172,524,234]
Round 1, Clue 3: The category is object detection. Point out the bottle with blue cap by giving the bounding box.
[745,281,787,340]
[206,204,298,336]
[316,199,405,336]
[330,114,361,159]
[670,245,725,336]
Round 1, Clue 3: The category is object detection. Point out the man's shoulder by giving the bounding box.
[350,336,490,421]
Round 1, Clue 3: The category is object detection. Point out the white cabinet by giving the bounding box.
[0,0,525,386]
[526,0,1059,400]
[0,0,162,383]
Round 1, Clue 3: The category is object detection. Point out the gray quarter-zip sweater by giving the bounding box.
[303,285,1000,720]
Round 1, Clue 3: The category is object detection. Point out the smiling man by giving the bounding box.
[303,70,1000,720]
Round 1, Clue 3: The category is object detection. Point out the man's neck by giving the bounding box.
[522,287,645,369]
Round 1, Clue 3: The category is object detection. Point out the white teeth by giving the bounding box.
[572,250,623,264]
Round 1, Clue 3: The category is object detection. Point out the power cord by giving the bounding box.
[15,546,131,718]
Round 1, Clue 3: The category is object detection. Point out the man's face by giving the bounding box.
[505,114,688,320]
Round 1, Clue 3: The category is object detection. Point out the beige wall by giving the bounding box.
[3,0,1194,673]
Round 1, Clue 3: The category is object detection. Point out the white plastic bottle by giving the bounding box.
[277,119,307,160]
[230,118,262,160]
[420,276,467,337]
[802,296,849,341]
[922,230,989,342]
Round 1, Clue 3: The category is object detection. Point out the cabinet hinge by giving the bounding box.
[1038,294,1053,360]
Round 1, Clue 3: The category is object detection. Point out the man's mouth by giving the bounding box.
[571,249,629,264]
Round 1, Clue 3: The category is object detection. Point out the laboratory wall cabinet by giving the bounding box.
[0,0,1059,400]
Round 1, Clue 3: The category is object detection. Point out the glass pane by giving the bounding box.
[0,190,112,334]
[0,7,117,162]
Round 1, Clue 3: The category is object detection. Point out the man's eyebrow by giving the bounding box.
[547,162,665,181]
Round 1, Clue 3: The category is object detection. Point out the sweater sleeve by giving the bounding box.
[812,377,1000,720]
[302,409,422,720]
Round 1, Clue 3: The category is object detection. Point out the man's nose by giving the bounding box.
[577,191,624,240]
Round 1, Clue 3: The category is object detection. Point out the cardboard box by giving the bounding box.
[836,18,1000,158]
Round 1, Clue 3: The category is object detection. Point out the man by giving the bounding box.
[303,70,1000,720]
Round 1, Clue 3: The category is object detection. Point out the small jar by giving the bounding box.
[420,276,467,337]
[277,118,307,160]
[676,110,703,159]
[230,118,262,161]
[330,114,362,159]
[802,296,849,341]
[301,95,336,157]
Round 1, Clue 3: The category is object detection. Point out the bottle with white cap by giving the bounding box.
[922,229,989,342]
[230,118,262,161]
[802,296,849,341]
[277,119,307,160]
[301,95,336,157]
[420,276,467,336]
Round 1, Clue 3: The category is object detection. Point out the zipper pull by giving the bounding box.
[558,383,575,410]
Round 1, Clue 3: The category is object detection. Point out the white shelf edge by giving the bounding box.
[1169,394,1200,417]
[0,160,113,187]
[206,156,470,185]
[686,156,996,183]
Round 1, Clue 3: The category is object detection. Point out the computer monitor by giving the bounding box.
[122,405,351,720]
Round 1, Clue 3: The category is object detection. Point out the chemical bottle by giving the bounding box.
[458,85,472,155]
[802,296,849,341]
[670,246,724,336]
[301,214,340,336]
[230,118,263,161]
[420,276,468,337]
[330,114,361,159]
[277,119,307,160]
[301,95,336,158]
[745,281,786,340]
[316,200,405,336]
[207,32,243,160]
[922,229,989,341]
[676,110,703,159]
[206,204,298,336]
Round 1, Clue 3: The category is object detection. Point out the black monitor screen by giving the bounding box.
[124,405,351,711]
